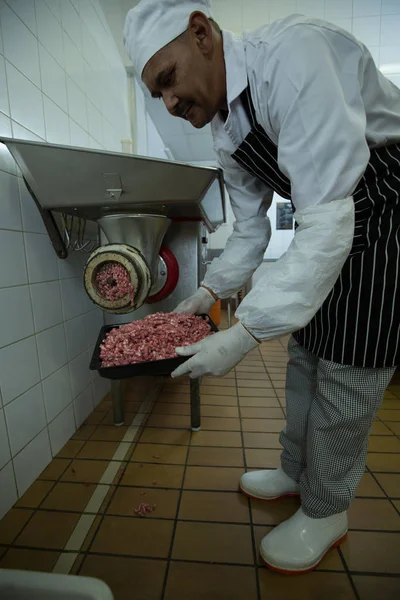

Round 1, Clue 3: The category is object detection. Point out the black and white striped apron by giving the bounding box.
[231,86,400,368]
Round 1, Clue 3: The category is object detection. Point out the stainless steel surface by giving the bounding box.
[149,256,167,296]
[0,138,225,233]
[98,214,170,281]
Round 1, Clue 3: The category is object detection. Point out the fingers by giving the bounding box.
[171,360,192,378]
[175,343,202,356]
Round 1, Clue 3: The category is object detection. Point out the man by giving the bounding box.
[124,0,400,575]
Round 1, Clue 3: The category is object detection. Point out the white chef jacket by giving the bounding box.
[202,15,400,341]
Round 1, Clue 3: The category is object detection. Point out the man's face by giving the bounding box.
[142,16,224,129]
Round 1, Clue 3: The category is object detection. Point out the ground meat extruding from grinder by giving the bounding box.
[96,262,135,305]
[100,312,212,367]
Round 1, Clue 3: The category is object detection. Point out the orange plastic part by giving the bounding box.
[209,300,221,326]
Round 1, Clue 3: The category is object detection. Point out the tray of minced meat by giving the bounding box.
[89,313,218,379]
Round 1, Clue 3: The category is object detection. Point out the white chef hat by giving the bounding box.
[123,0,214,77]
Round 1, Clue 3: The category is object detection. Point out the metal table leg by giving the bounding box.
[111,379,124,426]
[190,378,201,431]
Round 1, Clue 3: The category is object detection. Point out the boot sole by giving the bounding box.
[260,531,348,575]
[239,485,300,502]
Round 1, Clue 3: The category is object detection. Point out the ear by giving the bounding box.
[188,11,214,55]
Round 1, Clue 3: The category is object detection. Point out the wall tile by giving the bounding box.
[35,0,64,67]
[269,0,297,21]
[0,169,21,230]
[93,373,110,407]
[6,62,45,138]
[0,285,34,347]
[0,408,11,469]
[325,0,353,20]
[5,383,46,456]
[65,314,87,361]
[13,428,51,495]
[0,336,40,404]
[63,30,85,93]
[297,0,325,19]
[382,0,400,13]
[69,350,91,399]
[1,3,40,87]
[43,0,61,22]
[328,17,353,32]
[36,322,67,379]
[48,403,75,455]
[43,96,70,145]
[352,16,381,46]
[58,249,86,280]
[18,177,46,234]
[69,118,89,148]
[85,308,103,349]
[12,121,45,141]
[87,99,102,143]
[6,0,37,35]
[379,45,400,67]
[30,280,63,332]
[42,363,72,422]
[61,0,82,51]
[381,14,400,45]
[353,0,382,16]
[0,462,18,519]
[0,141,16,177]
[0,230,27,288]
[39,43,68,112]
[66,76,87,130]
[0,55,10,116]
[73,383,93,427]
[24,232,59,283]
[60,276,85,321]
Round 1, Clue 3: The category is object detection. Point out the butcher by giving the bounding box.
[124,0,400,574]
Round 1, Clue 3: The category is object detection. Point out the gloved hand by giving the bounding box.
[171,323,259,378]
[173,286,216,315]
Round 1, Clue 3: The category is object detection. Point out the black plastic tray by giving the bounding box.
[89,315,218,379]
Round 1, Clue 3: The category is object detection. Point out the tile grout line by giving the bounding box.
[52,382,161,574]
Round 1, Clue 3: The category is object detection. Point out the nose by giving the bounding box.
[162,90,179,115]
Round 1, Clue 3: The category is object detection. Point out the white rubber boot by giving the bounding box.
[239,468,300,500]
[260,507,348,574]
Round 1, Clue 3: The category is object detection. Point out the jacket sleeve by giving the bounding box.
[236,25,368,339]
[202,156,273,299]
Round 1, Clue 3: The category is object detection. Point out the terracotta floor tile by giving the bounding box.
[367,453,400,472]
[131,443,188,465]
[355,473,385,497]
[158,393,190,404]
[80,555,167,600]
[101,412,137,427]
[123,401,142,413]
[245,449,282,469]
[235,379,273,389]
[370,422,394,435]
[107,486,179,519]
[184,466,243,491]
[0,548,59,572]
[139,427,191,445]
[240,407,285,419]
[95,398,112,411]
[242,419,286,433]
[374,473,400,497]
[71,425,96,440]
[91,515,174,558]
[197,394,238,406]
[353,575,400,600]
[172,521,253,564]
[265,366,287,374]
[201,377,236,387]
[41,482,96,512]
[0,509,33,544]
[152,402,190,415]
[84,411,107,425]
[259,570,355,599]
[15,511,80,550]
[15,481,54,508]
[243,432,282,449]
[164,562,258,600]
[341,531,400,573]
[76,440,119,460]
[178,490,249,523]
[348,498,400,530]
[163,384,189,395]
[187,446,244,467]
[393,500,400,511]
[61,459,109,484]
[368,436,400,452]
[253,525,343,570]
[200,386,237,397]
[237,373,272,381]
[39,458,71,481]
[201,405,240,418]
[251,496,300,525]
[236,366,266,374]
[386,422,400,435]
[201,416,241,431]
[56,440,85,458]
[239,388,279,397]
[89,425,129,442]
[378,409,400,421]
[121,463,184,488]
[191,430,242,447]
[147,414,190,429]
[239,396,280,407]
[382,398,400,409]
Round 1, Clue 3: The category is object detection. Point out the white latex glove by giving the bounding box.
[173,287,216,315]
[171,323,259,378]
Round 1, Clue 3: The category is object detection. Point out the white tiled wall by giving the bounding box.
[208,0,400,258]
[0,0,131,518]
